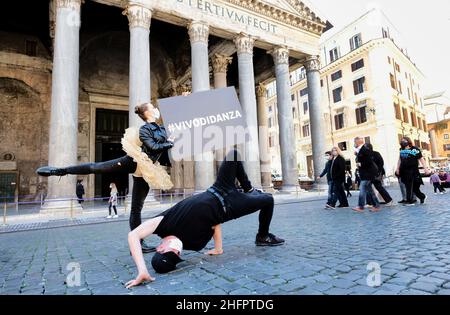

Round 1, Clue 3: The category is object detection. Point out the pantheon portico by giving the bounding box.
[0,0,330,211]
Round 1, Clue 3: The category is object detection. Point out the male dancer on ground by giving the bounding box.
[125,150,285,288]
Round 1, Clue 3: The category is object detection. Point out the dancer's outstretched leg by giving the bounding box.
[37,155,137,176]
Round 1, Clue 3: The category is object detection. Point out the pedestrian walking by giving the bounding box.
[107,183,119,218]
[365,144,393,206]
[395,137,430,206]
[352,137,380,213]
[76,179,85,204]
[344,171,353,197]
[326,147,349,209]
[317,151,333,207]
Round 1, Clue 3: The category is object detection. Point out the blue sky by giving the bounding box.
[312,0,450,96]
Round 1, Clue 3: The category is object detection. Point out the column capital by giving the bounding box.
[187,21,209,44]
[56,0,82,10]
[270,46,289,65]
[256,83,266,98]
[212,54,233,74]
[234,33,254,55]
[304,55,321,72]
[123,4,152,30]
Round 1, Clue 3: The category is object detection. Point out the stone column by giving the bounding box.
[188,21,215,192]
[256,83,272,191]
[234,34,262,188]
[124,4,156,202]
[271,46,297,191]
[212,54,233,169]
[429,129,439,158]
[305,55,326,184]
[125,3,152,128]
[43,0,82,212]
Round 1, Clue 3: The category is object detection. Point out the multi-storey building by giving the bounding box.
[266,8,430,178]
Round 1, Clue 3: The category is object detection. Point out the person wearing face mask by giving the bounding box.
[317,151,334,207]
[352,137,380,213]
[396,137,430,206]
[326,147,349,209]
[37,103,174,253]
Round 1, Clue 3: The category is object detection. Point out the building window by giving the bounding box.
[292,107,297,119]
[268,105,273,112]
[25,40,37,57]
[398,134,403,143]
[394,102,402,120]
[333,87,343,103]
[291,94,295,101]
[268,117,273,128]
[338,141,348,151]
[303,101,309,114]
[410,112,416,127]
[353,77,366,95]
[382,28,389,38]
[395,63,401,72]
[388,56,391,64]
[407,87,411,100]
[423,119,427,132]
[364,136,371,144]
[444,134,449,140]
[334,113,344,130]
[402,108,409,123]
[390,73,397,90]
[300,88,308,97]
[350,34,362,51]
[414,93,418,105]
[355,106,367,125]
[331,70,342,82]
[351,59,364,72]
[269,136,274,147]
[302,124,310,137]
[417,118,422,130]
[398,81,402,94]
[329,47,339,62]
[421,142,429,151]
[444,144,450,151]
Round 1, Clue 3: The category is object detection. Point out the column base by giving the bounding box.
[40,199,83,217]
[279,185,306,194]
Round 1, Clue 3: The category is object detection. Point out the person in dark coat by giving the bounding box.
[365,144,393,206]
[317,151,333,207]
[326,147,349,209]
[353,137,380,212]
[76,179,85,204]
[395,137,430,205]
[344,171,353,197]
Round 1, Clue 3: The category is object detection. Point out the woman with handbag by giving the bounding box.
[36,103,174,253]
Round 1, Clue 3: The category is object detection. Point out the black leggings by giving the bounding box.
[214,150,274,237]
[109,204,117,215]
[62,155,148,230]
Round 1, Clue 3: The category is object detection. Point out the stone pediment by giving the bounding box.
[227,0,329,35]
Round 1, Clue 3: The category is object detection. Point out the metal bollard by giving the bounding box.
[170,193,173,206]
[70,198,73,219]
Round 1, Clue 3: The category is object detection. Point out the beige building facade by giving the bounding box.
[266,9,430,178]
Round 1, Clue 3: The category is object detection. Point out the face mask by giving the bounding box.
[153,108,160,120]
[400,141,408,148]
[167,238,183,254]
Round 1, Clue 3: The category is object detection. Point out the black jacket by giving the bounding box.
[76,183,84,196]
[356,144,378,181]
[372,151,385,176]
[320,160,332,182]
[139,122,173,167]
[330,155,346,182]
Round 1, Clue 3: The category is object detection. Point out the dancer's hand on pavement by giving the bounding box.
[206,248,223,256]
[125,272,155,289]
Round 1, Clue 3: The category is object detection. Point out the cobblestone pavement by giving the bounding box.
[1,185,450,295]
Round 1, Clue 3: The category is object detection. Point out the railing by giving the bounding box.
[0,190,195,226]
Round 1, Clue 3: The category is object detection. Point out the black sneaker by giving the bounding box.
[398,200,406,204]
[141,240,156,253]
[255,233,285,246]
[337,205,349,208]
[36,166,67,177]
[420,196,427,204]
